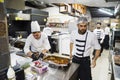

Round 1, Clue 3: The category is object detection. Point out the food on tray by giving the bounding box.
[43,56,69,64]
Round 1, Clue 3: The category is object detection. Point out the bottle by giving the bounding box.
[7,66,16,80]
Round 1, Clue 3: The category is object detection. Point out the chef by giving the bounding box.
[24,21,51,60]
[70,17,101,80]
[93,22,105,57]
[103,23,110,49]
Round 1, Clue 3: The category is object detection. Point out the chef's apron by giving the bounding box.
[72,32,92,80]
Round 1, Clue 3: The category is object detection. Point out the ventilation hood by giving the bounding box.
[114,3,120,16]
[25,0,53,9]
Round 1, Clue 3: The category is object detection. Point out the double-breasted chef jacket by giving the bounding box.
[24,32,51,54]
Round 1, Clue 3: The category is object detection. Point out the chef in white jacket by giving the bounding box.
[24,21,51,60]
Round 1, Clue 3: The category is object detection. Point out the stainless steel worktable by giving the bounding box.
[25,62,79,80]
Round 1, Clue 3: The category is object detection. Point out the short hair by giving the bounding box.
[77,17,88,24]
[107,24,110,27]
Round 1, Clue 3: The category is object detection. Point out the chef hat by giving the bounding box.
[31,21,40,32]
[77,17,88,24]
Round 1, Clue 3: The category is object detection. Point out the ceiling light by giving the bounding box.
[98,8,113,16]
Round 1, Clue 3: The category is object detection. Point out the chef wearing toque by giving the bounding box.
[24,21,51,60]
[70,17,101,80]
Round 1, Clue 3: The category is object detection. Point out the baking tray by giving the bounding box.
[43,54,71,70]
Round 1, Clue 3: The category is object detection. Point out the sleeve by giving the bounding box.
[43,34,51,50]
[70,31,75,43]
[92,33,101,50]
[24,36,32,54]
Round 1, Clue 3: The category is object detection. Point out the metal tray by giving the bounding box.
[43,54,71,69]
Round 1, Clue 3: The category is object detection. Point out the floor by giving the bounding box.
[91,49,111,80]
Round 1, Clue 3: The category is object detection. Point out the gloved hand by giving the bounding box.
[31,52,40,61]
[39,53,44,59]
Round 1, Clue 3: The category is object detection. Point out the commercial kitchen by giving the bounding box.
[0,0,120,80]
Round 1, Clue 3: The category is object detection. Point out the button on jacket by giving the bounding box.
[24,32,51,54]
[70,30,101,57]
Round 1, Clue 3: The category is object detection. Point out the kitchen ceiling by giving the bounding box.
[37,0,118,7]
[34,0,119,18]
[88,7,115,18]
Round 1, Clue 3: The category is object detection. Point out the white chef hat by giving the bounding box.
[31,21,40,32]
[77,17,88,24]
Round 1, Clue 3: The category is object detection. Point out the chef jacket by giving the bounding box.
[93,28,104,40]
[70,30,101,57]
[24,32,51,54]
[43,27,53,36]
[104,27,110,35]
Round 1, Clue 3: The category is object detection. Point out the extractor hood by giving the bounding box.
[114,3,120,16]
[25,0,53,9]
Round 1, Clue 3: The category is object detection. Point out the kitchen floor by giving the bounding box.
[91,49,111,80]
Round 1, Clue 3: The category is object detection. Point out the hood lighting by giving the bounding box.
[98,8,113,16]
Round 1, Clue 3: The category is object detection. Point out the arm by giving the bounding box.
[91,50,100,68]
[91,34,101,68]
[24,36,33,57]
[70,43,73,59]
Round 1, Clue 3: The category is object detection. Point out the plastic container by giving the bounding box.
[7,66,16,80]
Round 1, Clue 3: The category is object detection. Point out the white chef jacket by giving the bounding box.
[93,28,105,40]
[43,27,53,36]
[24,32,51,54]
[70,30,101,57]
[104,27,110,35]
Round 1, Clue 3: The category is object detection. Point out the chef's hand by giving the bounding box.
[31,52,40,61]
[41,49,48,54]
[91,59,96,68]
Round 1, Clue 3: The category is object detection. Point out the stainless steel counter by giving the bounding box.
[10,48,79,80]
[112,55,120,80]
[110,50,120,80]
[25,62,79,80]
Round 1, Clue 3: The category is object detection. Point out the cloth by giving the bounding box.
[72,56,92,80]
[43,27,53,36]
[31,21,40,32]
[24,32,51,54]
[104,27,110,35]
[70,30,101,57]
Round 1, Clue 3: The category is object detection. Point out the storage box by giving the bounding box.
[30,60,48,74]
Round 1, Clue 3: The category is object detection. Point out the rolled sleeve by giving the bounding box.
[24,37,31,55]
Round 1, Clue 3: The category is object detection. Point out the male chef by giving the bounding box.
[70,17,101,80]
[24,21,51,60]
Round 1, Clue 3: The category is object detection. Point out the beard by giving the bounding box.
[78,29,86,34]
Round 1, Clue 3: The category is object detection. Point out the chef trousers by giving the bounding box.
[103,35,109,49]
[72,56,92,80]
